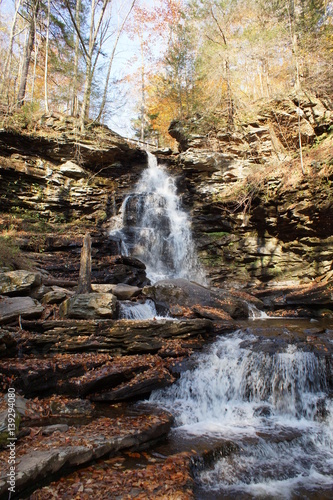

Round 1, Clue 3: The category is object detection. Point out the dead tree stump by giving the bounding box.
[77,233,92,294]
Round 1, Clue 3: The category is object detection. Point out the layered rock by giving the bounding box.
[20,318,213,355]
[0,117,147,225]
[167,94,333,292]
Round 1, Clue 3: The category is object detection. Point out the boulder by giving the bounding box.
[143,279,262,319]
[59,160,87,179]
[59,293,117,319]
[0,296,43,325]
[92,283,141,299]
[42,290,68,305]
[0,270,41,296]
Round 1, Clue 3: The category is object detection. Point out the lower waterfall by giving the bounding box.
[150,331,333,498]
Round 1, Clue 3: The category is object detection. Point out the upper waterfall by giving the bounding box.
[110,152,206,284]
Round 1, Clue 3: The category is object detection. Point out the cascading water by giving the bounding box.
[150,331,333,498]
[110,152,205,285]
[119,299,162,320]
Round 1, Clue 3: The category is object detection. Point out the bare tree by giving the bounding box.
[79,0,109,130]
[96,0,136,122]
[71,0,82,117]
[44,0,51,112]
[17,0,40,107]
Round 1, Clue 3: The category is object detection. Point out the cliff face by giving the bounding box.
[166,93,333,288]
[1,102,333,292]
[0,113,147,227]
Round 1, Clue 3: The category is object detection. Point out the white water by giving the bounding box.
[248,303,269,319]
[118,299,159,320]
[118,299,172,320]
[110,152,206,285]
[150,332,333,498]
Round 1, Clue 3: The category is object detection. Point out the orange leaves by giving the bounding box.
[31,451,195,499]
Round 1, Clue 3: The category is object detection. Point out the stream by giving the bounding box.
[148,319,333,499]
[109,152,333,498]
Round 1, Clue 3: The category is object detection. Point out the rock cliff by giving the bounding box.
[165,93,333,290]
[0,112,147,226]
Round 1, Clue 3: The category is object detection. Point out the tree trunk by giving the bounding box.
[288,0,301,90]
[44,0,51,113]
[31,32,39,101]
[79,0,109,131]
[71,0,82,117]
[17,0,40,107]
[77,233,92,294]
[210,7,234,130]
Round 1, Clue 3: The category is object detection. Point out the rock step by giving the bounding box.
[0,353,178,400]
[20,318,213,355]
[0,407,173,499]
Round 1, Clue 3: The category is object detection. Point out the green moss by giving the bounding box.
[206,231,230,240]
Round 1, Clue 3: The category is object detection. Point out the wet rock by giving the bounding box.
[143,279,262,319]
[0,270,41,296]
[0,296,44,325]
[49,399,94,416]
[59,293,117,319]
[191,440,240,472]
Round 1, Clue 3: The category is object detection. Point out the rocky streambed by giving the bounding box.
[1,253,333,498]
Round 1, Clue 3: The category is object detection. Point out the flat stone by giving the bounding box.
[59,293,117,319]
[0,296,43,325]
[0,410,173,498]
[0,270,41,296]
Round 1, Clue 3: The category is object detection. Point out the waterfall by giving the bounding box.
[150,332,333,498]
[119,299,163,320]
[110,152,206,284]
